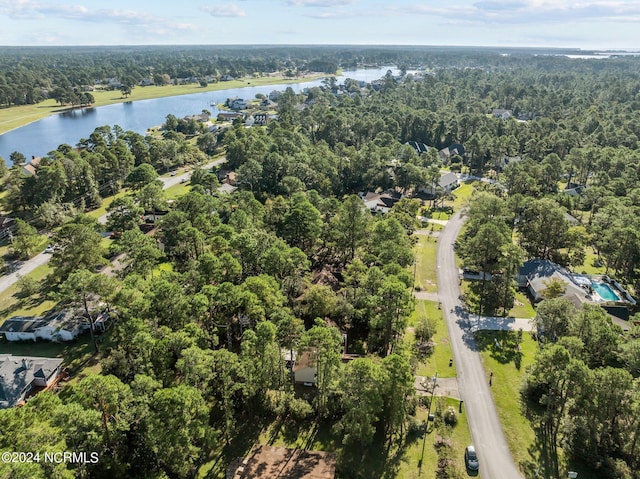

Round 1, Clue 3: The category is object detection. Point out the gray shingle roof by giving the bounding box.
[0,354,63,408]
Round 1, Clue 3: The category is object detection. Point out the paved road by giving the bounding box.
[0,251,52,294]
[437,212,524,479]
[0,158,227,295]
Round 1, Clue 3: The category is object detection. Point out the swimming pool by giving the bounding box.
[591,280,620,301]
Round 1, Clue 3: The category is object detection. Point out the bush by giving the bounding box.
[443,406,458,426]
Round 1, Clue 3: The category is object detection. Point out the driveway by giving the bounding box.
[0,157,227,295]
[437,212,525,479]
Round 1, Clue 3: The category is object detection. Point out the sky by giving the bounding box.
[0,0,638,50]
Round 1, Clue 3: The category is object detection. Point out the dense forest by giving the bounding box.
[2,47,640,478]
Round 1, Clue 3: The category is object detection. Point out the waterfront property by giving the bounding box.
[0,354,63,408]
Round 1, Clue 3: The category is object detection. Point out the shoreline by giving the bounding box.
[0,72,329,138]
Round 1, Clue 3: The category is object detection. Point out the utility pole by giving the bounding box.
[419,372,438,475]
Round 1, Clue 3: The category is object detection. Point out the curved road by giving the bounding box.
[437,212,524,479]
[0,158,226,296]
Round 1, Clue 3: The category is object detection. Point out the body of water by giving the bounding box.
[0,67,396,162]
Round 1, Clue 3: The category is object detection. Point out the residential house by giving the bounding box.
[230,99,248,110]
[183,113,209,123]
[0,310,92,342]
[227,445,336,479]
[221,75,235,81]
[218,183,238,194]
[419,171,459,196]
[438,144,466,164]
[139,78,153,86]
[405,141,430,154]
[32,311,86,342]
[293,351,317,386]
[496,155,523,171]
[216,169,237,185]
[254,112,269,126]
[0,316,48,342]
[360,190,403,214]
[0,354,63,408]
[563,182,587,197]
[518,111,535,121]
[517,259,589,303]
[0,216,16,240]
[21,156,42,176]
[268,90,283,101]
[259,99,277,110]
[217,111,245,122]
[491,109,513,119]
[107,78,123,89]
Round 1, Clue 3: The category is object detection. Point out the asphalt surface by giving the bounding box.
[0,157,227,295]
[437,212,525,479]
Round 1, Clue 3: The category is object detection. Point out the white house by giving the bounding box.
[0,316,47,341]
[420,171,459,196]
[360,190,403,214]
[34,311,85,342]
[0,311,87,342]
[491,109,513,120]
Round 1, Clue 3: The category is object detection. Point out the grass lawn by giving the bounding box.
[0,74,327,135]
[448,181,478,212]
[413,233,438,293]
[431,211,451,221]
[86,189,131,222]
[0,263,55,322]
[575,247,606,275]
[476,331,600,479]
[164,181,192,199]
[476,330,537,476]
[508,291,536,318]
[409,300,456,379]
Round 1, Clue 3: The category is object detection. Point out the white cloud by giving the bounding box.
[0,1,197,26]
[287,0,356,6]
[392,0,640,24]
[202,4,246,17]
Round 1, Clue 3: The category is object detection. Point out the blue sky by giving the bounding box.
[0,0,638,49]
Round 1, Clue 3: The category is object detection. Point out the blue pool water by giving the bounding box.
[591,281,620,301]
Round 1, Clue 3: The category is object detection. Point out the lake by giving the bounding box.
[0,67,397,162]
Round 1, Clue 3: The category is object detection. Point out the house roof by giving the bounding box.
[218,183,238,194]
[519,259,586,299]
[0,354,63,409]
[231,445,336,479]
[0,216,15,230]
[362,190,402,210]
[439,172,458,188]
[406,141,430,154]
[0,316,48,334]
[439,143,465,159]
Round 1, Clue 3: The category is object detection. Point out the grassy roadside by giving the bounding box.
[408,300,456,379]
[413,232,438,293]
[0,74,327,135]
[476,331,599,479]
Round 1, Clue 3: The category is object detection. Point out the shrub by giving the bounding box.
[443,406,458,426]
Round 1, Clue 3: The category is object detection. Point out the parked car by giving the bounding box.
[44,245,54,253]
[465,445,479,471]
